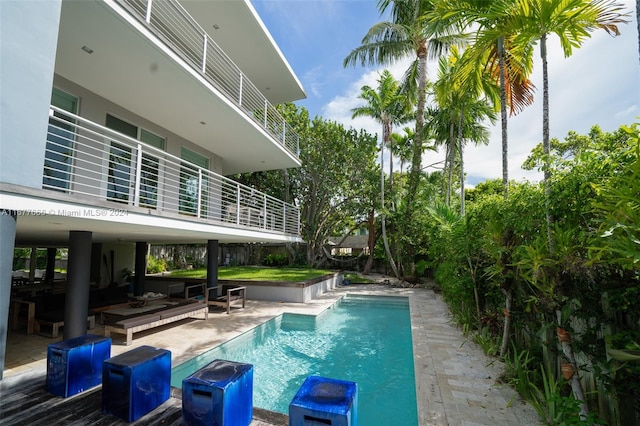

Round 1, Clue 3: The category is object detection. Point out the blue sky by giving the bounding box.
[254,0,640,185]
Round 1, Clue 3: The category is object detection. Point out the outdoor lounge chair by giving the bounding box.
[206,285,246,314]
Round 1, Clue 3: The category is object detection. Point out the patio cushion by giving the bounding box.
[115,314,161,329]
[159,303,204,319]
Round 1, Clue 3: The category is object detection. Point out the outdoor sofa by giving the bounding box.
[103,284,208,345]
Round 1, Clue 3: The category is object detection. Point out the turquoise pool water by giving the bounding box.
[172,294,417,424]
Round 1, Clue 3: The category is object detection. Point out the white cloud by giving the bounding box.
[614,104,638,119]
[302,66,325,99]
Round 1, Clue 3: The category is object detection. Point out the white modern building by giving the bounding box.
[0,0,306,378]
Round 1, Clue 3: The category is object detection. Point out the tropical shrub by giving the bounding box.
[262,253,289,267]
[146,255,167,274]
[429,124,640,424]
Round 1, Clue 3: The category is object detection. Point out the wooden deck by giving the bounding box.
[0,371,287,425]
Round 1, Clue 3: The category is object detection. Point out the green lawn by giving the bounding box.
[169,266,333,282]
[343,272,374,283]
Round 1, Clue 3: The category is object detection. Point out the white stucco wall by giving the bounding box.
[0,0,62,189]
[243,273,341,303]
[52,75,224,176]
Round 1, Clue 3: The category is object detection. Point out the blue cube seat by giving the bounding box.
[102,345,171,422]
[46,334,111,398]
[289,376,358,426]
[182,359,253,426]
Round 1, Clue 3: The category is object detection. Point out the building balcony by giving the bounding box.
[41,105,300,239]
[116,0,299,158]
[54,0,304,175]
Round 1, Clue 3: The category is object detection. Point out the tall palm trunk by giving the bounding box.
[445,120,455,205]
[381,218,398,277]
[443,145,450,204]
[364,209,375,274]
[636,0,640,62]
[380,139,400,278]
[541,34,555,255]
[458,112,465,216]
[540,33,587,418]
[387,125,394,200]
[383,120,394,204]
[383,120,401,277]
[406,44,428,212]
[403,42,429,278]
[497,36,513,359]
[498,37,509,199]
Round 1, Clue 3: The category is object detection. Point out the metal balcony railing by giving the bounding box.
[114,0,300,158]
[43,105,301,236]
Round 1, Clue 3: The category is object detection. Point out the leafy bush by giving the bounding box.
[503,346,539,403]
[262,253,289,267]
[146,256,167,274]
[472,326,499,357]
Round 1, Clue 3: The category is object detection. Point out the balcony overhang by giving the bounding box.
[55,0,303,175]
[180,0,306,105]
[2,188,303,246]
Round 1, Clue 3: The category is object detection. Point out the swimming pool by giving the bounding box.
[172,294,417,424]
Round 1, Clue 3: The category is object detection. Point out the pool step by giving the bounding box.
[341,294,409,308]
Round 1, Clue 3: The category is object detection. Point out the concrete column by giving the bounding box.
[207,240,219,291]
[0,211,17,380]
[28,248,37,284]
[90,243,102,285]
[63,231,92,340]
[134,242,147,296]
[46,247,56,284]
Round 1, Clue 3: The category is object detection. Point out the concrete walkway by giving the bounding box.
[2,281,538,425]
[408,287,538,425]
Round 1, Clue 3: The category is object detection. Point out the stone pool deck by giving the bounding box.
[1,280,539,425]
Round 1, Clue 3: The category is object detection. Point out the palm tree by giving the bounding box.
[344,0,463,275]
[390,128,414,176]
[432,47,497,214]
[455,101,496,215]
[426,105,458,203]
[351,70,411,278]
[352,70,411,194]
[431,53,458,206]
[429,0,536,198]
[510,0,628,254]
